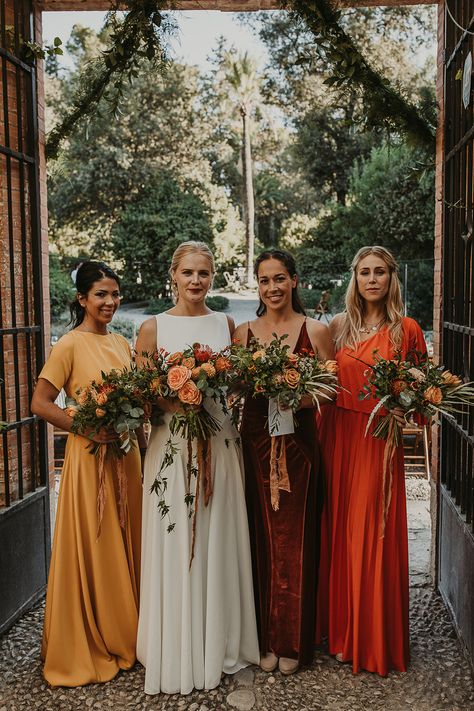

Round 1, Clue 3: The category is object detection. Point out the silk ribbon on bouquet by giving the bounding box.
[188,436,213,567]
[269,435,291,511]
[96,444,128,539]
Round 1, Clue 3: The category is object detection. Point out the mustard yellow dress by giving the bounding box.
[39,330,142,687]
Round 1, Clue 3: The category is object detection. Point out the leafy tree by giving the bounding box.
[110,174,213,301]
[49,253,74,318]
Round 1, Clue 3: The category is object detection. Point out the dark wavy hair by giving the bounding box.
[69,261,120,328]
[254,248,306,317]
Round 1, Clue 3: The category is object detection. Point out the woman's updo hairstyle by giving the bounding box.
[169,241,215,303]
[69,261,120,328]
[254,248,306,317]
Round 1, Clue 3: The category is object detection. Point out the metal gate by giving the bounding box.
[439,0,474,662]
[0,0,50,633]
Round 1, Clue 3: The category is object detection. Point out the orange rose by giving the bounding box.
[182,356,196,369]
[391,379,408,397]
[167,351,183,366]
[167,365,191,391]
[284,368,300,389]
[199,362,216,378]
[287,353,299,366]
[323,360,338,375]
[65,406,78,418]
[215,356,231,373]
[95,407,106,418]
[423,385,443,405]
[96,391,108,405]
[191,367,202,381]
[77,389,89,405]
[442,370,462,388]
[178,380,203,406]
[252,350,266,361]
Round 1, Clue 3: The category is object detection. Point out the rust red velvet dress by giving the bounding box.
[241,321,323,664]
[318,317,426,676]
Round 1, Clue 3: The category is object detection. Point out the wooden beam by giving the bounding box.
[37,0,435,12]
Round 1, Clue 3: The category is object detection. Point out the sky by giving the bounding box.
[42,10,270,72]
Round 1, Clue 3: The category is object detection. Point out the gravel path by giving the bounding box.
[1,479,473,711]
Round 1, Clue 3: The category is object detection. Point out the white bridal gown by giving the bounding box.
[137,311,259,695]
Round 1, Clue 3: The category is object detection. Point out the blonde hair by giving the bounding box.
[169,241,215,303]
[336,245,404,352]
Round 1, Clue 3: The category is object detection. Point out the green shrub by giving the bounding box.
[206,295,229,312]
[298,288,320,309]
[109,317,135,341]
[49,254,74,319]
[144,298,174,315]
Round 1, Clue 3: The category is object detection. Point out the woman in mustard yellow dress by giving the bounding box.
[31,261,142,687]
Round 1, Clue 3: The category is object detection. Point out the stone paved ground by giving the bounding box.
[2,489,473,711]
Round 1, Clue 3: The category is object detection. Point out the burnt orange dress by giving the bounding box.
[318,317,425,676]
[241,322,324,664]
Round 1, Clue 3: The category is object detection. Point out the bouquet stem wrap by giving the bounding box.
[270,435,291,511]
[96,444,128,539]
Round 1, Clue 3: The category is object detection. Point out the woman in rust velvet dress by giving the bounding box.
[233,249,334,676]
[318,246,426,676]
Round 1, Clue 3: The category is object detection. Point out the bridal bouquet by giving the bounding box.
[359,349,474,532]
[228,333,339,433]
[66,367,147,536]
[227,333,338,510]
[140,344,232,562]
[360,349,474,442]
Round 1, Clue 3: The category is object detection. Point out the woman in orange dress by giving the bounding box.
[234,249,334,676]
[31,261,142,687]
[319,246,426,676]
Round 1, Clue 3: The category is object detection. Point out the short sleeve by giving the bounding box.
[38,334,74,392]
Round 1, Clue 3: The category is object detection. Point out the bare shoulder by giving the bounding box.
[138,316,157,336]
[226,314,235,337]
[329,312,346,339]
[305,318,335,359]
[136,316,157,354]
[233,321,248,344]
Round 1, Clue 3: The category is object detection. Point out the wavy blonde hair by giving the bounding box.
[336,246,404,352]
[169,241,215,303]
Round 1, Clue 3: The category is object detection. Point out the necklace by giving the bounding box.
[359,318,384,334]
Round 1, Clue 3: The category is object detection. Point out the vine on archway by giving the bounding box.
[44,0,435,160]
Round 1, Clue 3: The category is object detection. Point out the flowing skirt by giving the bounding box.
[137,407,259,695]
[319,405,409,676]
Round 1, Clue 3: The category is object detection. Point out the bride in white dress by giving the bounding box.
[136,241,259,695]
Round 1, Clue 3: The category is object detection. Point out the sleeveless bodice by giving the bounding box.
[155,311,230,352]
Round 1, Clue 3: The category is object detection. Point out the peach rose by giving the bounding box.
[423,386,443,405]
[323,360,338,375]
[77,389,89,405]
[215,356,231,373]
[182,356,196,369]
[178,380,203,406]
[252,350,266,361]
[442,370,462,388]
[167,351,183,366]
[65,406,78,418]
[284,368,300,389]
[167,365,191,391]
[95,407,106,418]
[95,391,108,405]
[199,362,216,378]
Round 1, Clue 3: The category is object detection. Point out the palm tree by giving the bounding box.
[223,52,260,287]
